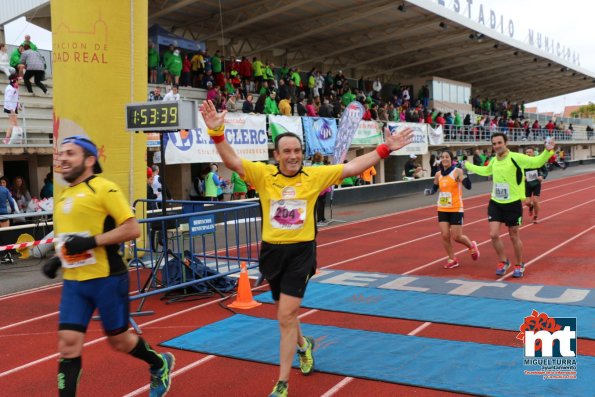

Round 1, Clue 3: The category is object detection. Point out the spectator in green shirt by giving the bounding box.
[148,42,159,84]
[231,171,247,200]
[264,91,280,115]
[21,35,37,51]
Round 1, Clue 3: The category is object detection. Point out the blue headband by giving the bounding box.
[61,135,98,157]
[61,135,102,173]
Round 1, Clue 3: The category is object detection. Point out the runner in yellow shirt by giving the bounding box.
[200,99,413,397]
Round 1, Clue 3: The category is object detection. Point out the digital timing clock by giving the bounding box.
[125,99,199,131]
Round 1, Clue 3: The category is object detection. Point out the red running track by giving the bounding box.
[1,172,594,396]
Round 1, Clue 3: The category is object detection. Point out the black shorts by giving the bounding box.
[259,240,316,301]
[4,108,17,115]
[438,211,464,225]
[488,199,523,227]
[525,183,541,197]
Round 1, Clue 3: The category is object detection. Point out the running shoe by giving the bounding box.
[469,241,480,261]
[269,381,288,397]
[533,216,538,224]
[495,260,510,276]
[513,263,525,278]
[149,352,175,397]
[297,336,315,375]
[528,204,533,217]
[443,258,460,269]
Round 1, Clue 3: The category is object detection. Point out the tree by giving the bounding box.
[570,102,595,119]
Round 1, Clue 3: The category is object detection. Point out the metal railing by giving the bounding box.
[436,125,591,144]
[0,103,53,148]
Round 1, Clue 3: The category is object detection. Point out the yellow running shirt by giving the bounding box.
[54,176,135,281]
[241,159,343,243]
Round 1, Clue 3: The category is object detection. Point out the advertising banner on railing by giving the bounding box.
[352,120,384,145]
[146,133,160,147]
[428,125,444,145]
[268,115,304,143]
[164,113,268,164]
[303,117,338,157]
[388,122,428,156]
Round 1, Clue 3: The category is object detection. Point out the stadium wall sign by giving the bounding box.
[432,0,580,66]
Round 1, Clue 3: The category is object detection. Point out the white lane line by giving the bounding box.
[403,196,595,275]
[497,223,595,281]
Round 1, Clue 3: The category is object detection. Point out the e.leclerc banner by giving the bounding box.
[164,113,268,164]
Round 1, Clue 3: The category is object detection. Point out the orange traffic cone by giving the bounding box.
[228,262,262,309]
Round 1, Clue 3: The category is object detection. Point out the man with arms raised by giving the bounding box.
[199,100,413,397]
[464,132,554,278]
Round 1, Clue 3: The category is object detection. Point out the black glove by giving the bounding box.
[42,256,62,279]
[64,235,97,255]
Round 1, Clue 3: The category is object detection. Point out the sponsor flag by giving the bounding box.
[303,117,337,157]
[333,101,364,164]
[268,115,303,142]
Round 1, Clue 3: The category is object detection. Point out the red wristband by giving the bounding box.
[376,143,391,159]
[211,134,225,144]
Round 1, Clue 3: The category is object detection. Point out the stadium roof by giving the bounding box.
[17,0,595,103]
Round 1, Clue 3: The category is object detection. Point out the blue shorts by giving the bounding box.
[59,273,130,335]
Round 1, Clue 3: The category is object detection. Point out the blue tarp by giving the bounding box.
[148,24,204,53]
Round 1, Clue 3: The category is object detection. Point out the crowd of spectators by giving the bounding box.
[148,44,588,144]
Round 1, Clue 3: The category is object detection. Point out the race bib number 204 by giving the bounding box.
[269,199,306,230]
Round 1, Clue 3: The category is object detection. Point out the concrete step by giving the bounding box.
[0,76,54,88]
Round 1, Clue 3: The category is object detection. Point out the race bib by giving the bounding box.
[270,199,306,230]
[57,232,97,268]
[493,183,510,200]
[525,170,538,182]
[438,192,452,208]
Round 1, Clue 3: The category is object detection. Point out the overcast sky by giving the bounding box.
[4,0,594,113]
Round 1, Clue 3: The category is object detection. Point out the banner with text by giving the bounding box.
[164,113,268,164]
[303,117,338,157]
[388,122,428,156]
[352,120,384,145]
[268,115,303,143]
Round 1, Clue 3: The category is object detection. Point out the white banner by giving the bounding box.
[164,113,268,164]
[428,124,444,145]
[388,122,428,156]
[268,115,304,143]
[352,120,384,145]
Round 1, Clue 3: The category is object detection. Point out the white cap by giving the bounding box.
[410,154,417,159]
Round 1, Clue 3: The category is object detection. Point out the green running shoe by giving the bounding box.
[269,380,288,397]
[149,352,175,397]
[298,336,315,375]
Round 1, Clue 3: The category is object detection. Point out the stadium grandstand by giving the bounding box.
[1,2,594,395]
[1,0,594,198]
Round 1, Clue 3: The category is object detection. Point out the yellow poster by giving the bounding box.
[51,1,147,203]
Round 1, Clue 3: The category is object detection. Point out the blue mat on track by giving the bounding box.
[161,314,594,397]
[254,283,595,339]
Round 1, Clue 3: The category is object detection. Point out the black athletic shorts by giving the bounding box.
[438,211,464,225]
[4,108,17,115]
[259,240,316,301]
[525,183,541,197]
[488,199,523,227]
